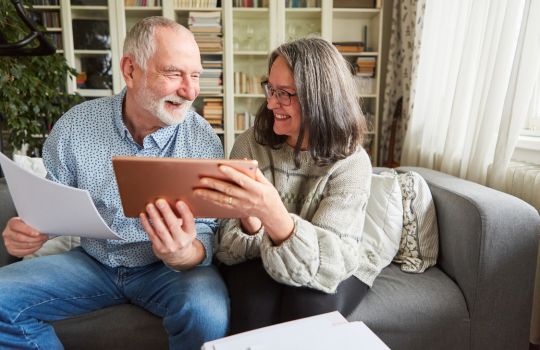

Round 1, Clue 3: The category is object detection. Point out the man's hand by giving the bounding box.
[2,217,49,258]
[140,199,205,270]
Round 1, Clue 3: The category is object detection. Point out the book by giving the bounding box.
[334,41,365,53]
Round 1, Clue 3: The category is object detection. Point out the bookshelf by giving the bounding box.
[47,0,385,164]
[28,2,64,53]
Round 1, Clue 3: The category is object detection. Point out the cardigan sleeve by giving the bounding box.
[260,151,372,293]
[215,129,264,264]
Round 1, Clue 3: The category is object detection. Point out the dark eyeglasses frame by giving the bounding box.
[261,81,297,106]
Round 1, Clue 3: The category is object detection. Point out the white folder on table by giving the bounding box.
[202,311,389,350]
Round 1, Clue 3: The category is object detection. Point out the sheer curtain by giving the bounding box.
[401,0,540,187]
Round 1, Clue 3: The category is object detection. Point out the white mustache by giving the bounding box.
[164,96,190,104]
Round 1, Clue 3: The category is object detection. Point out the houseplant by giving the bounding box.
[0,0,83,156]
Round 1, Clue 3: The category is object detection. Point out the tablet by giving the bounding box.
[112,156,258,218]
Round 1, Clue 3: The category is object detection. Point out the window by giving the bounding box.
[513,71,540,164]
[522,76,540,136]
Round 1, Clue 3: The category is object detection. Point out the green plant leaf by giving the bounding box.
[0,1,83,156]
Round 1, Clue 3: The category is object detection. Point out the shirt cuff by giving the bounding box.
[196,222,214,266]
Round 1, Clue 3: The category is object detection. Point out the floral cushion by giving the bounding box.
[393,171,439,273]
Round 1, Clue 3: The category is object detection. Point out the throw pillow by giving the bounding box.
[13,154,47,178]
[359,173,403,284]
[12,155,81,260]
[393,171,439,273]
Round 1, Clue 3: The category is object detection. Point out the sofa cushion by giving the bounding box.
[350,263,469,349]
[393,171,439,273]
[13,155,47,178]
[358,173,403,285]
[51,304,168,350]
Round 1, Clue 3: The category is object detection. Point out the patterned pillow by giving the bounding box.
[393,171,439,273]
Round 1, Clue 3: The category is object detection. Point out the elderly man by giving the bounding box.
[0,17,228,350]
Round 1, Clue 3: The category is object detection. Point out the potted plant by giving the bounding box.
[0,0,83,157]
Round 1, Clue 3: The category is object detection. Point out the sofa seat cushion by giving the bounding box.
[350,264,470,350]
[51,304,168,350]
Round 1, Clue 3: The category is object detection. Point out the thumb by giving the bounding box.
[255,168,271,185]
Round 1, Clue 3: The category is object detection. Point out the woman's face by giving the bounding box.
[266,56,306,149]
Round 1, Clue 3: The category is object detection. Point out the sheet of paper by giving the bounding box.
[315,321,390,350]
[0,152,121,240]
[201,311,349,350]
[202,312,390,350]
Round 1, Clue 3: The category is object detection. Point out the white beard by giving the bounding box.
[138,80,193,126]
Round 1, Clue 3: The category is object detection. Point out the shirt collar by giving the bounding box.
[112,88,130,141]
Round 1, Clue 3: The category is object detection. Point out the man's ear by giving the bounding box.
[120,55,136,87]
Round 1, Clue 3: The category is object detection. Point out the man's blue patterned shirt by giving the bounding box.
[42,89,223,267]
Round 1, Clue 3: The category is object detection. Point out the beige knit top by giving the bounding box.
[216,128,373,293]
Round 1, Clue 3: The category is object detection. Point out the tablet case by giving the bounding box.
[112,156,258,218]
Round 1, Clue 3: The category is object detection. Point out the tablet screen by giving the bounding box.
[112,156,258,218]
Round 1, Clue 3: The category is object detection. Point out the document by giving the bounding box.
[0,152,121,240]
[201,311,390,350]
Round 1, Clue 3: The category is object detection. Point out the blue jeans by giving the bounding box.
[0,248,229,350]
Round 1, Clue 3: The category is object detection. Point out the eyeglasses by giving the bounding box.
[261,81,297,106]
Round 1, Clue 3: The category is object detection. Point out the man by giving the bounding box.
[0,17,228,349]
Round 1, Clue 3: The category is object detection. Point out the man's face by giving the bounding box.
[133,27,203,126]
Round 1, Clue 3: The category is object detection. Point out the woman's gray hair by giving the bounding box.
[123,16,187,68]
[254,37,368,167]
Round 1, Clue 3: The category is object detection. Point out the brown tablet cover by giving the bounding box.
[112,156,258,218]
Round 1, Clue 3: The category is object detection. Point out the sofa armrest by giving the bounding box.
[0,178,20,266]
[399,167,540,350]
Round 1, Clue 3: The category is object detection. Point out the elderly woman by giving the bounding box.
[193,37,376,333]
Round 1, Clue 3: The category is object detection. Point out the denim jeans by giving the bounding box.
[0,247,229,350]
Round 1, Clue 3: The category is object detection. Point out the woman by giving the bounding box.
[193,37,374,333]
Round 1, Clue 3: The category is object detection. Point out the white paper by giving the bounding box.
[0,152,121,240]
[201,311,383,350]
[202,312,390,350]
[313,321,390,350]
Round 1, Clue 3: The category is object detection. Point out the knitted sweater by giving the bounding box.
[216,128,373,293]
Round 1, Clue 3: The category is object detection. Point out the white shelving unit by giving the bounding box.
[45,0,385,164]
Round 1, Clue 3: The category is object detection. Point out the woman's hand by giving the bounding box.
[140,199,205,269]
[193,166,294,245]
[240,216,262,235]
[2,217,48,258]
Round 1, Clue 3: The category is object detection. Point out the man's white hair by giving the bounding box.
[123,16,190,68]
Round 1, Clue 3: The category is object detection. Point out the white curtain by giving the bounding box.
[401,0,540,187]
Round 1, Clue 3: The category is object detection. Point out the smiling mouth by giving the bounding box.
[275,114,290,120]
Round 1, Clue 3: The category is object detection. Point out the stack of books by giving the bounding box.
[39,12,61,28]
[233,71,264,95]
[202,97,223,130]
[188,11,222,53]
[285,0,320,7]
[124,0,162,6]
[333,41,365,53]
[200,58,223,95]
[235,111,256,131]
[233,0,269,7]
[174,0,218,7]
[356,56,376,76]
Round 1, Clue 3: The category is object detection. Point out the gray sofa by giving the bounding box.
[0,166,539,350]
